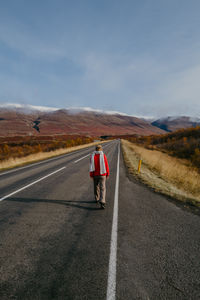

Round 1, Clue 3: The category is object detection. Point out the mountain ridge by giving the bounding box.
[152,116,200,132]
[0,105,164,137]
[1,103,199,137]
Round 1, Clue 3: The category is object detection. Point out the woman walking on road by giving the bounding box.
[90,145,109,209]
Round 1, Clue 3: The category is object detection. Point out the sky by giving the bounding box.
[0,0,200,118]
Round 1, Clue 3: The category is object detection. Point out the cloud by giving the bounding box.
[0,18,66,61]
[0,102,59,112]
[1,1,200,117]
[81,53,161,94]
[164,64,200,102]
[150,63,200,117]
[82,54,126,91]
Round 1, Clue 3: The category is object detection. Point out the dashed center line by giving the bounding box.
[0,142,114,201]
[0,166,66,202]
[74,143,113,164]
[74,154,90,163]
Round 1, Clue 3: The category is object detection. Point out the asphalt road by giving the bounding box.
[0,140,200,300]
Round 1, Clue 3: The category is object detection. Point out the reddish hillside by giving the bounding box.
[0,110,38,136]
[0,108,165,137]
[152,116,200,132]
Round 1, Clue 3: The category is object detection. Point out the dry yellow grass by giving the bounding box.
[122,139,200,206]
[0,140,107,171]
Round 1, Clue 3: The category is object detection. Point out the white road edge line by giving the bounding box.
[106,142,120,300]
[0,166,66,202]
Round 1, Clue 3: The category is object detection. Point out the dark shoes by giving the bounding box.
[100,202,106,209]
[95,199,106,209]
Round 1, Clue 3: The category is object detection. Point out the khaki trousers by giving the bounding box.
[93,176,106,203]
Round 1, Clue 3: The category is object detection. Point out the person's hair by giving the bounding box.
[96,145,103,151]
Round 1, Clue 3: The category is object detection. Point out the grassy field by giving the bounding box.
[125,126,200,169]
[0,140,107,172]
[122,139,200,207]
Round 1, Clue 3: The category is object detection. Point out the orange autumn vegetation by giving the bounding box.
[0,135,94,162]
[123,126,200,169]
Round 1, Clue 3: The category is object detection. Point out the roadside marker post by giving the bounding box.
[137,159,142,173]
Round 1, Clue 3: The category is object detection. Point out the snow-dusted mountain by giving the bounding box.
[1,103,199,136]
[151,116,200,132]
[0,103,134,116]
[0,103,59,113]
[0,103,164,137]
[0,103,153,118]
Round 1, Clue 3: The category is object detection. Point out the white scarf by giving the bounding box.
[90,151,106,174]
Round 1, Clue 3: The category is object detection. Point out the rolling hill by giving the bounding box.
[151,116,200,132]
[0,105,165,137]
